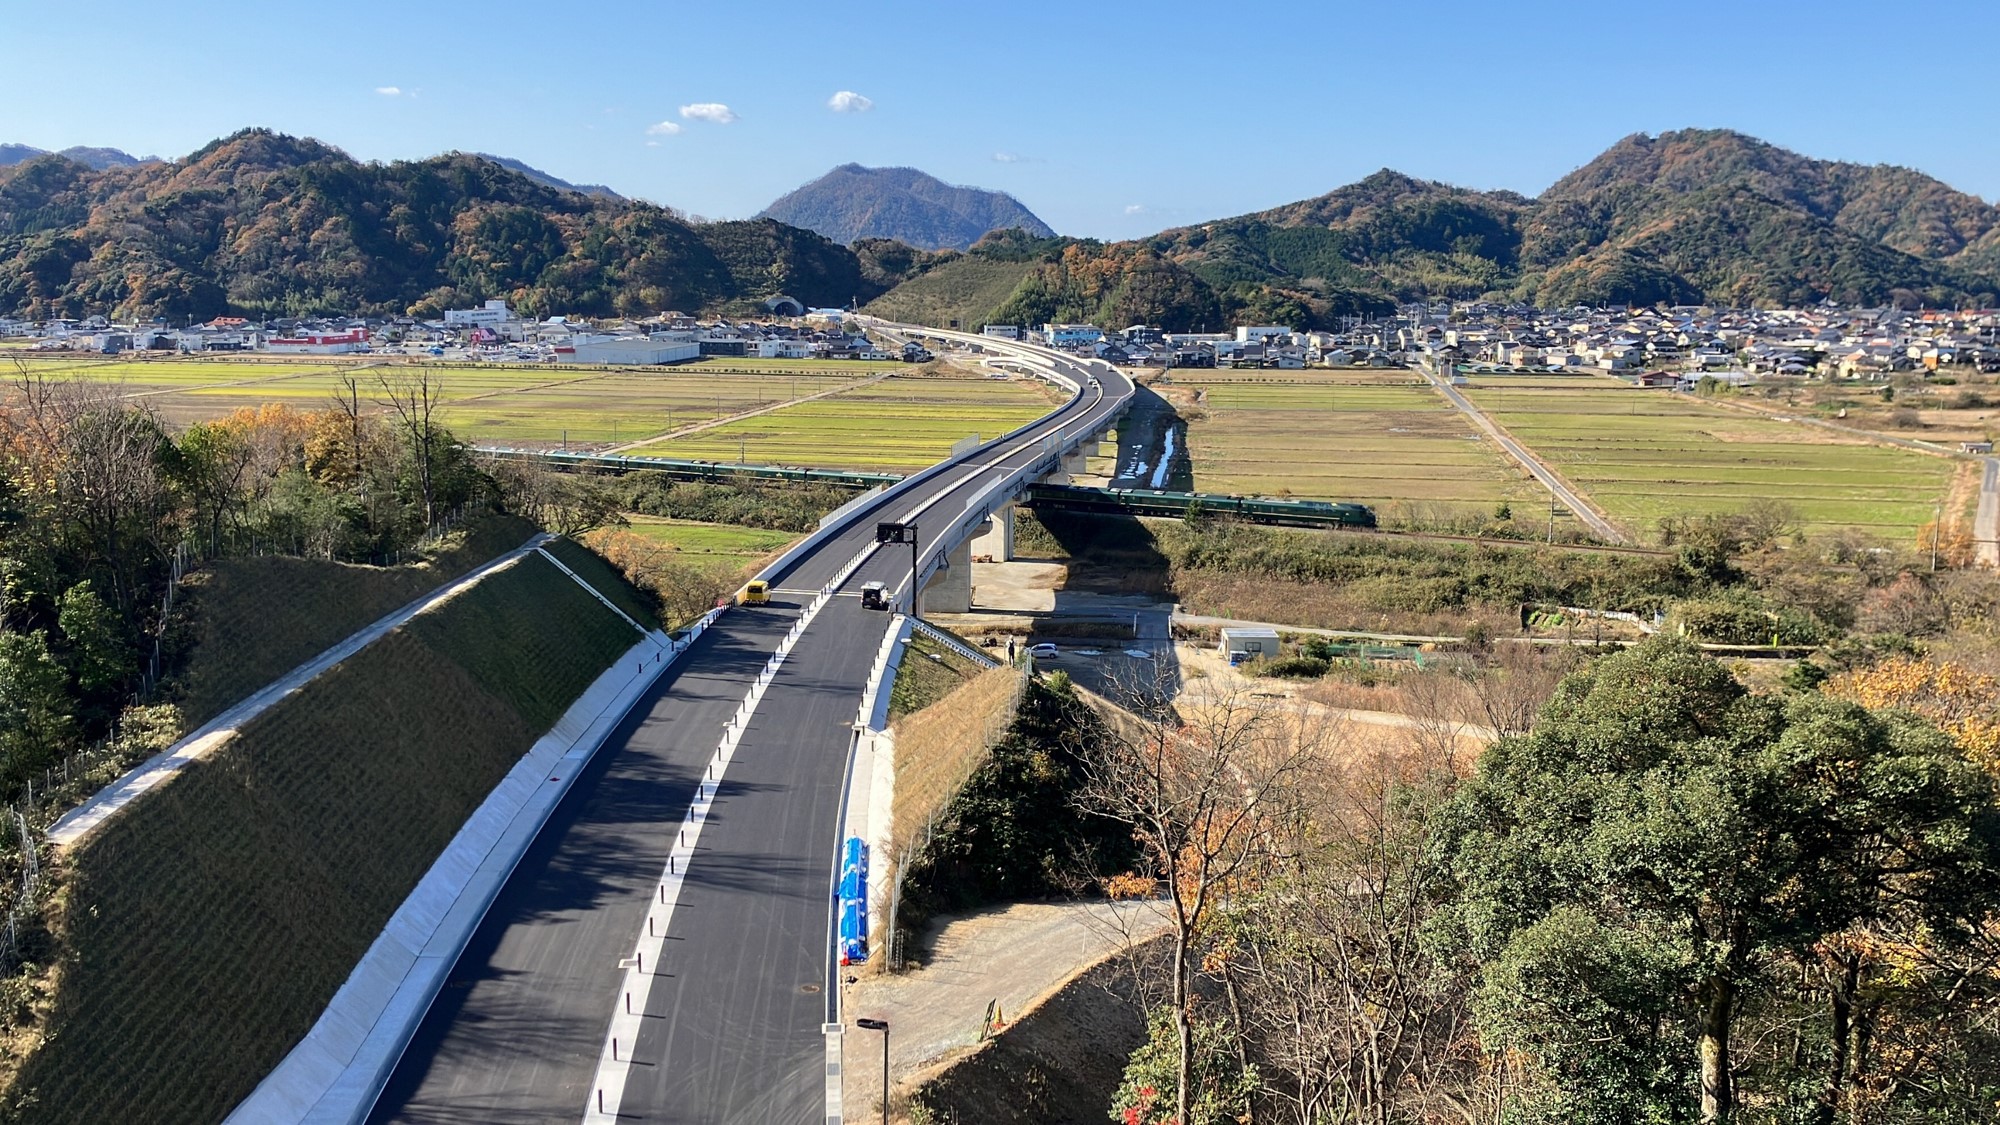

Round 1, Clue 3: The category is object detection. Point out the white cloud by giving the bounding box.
[1124,204,1149,215]
[992,151,1023,163]
[827,90,874,113]
[646,120,683,136]
[679,102,738,125]
[645,140,662,148]
[374,86,403,96]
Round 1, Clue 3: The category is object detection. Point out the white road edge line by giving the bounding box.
[581,544,877,1125]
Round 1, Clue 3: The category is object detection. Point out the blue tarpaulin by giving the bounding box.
[838,837,868,964]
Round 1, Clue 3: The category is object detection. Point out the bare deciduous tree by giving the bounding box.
[1082,669,1333,1122]
[375,367,446,527]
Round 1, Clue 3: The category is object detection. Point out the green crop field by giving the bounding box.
[619,515,802,567]
[628,375,1059,470]
[1462,382,1957,540]
[1169,372,1532,514]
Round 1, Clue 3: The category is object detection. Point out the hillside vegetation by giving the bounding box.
[0,129,926,320]
[757,164,1053,251]
[175,514,538,726]
[4,550,638,1124]
[868,129,2000,331]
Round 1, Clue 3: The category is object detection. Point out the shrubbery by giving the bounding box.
[614,471,852,532]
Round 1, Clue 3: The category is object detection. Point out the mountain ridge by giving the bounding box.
[0,128,925,321]
[0,144,158,171]
[866,129,2000,333]
[758,164,1054,251]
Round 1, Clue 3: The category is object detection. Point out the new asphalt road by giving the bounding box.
[369,335,1130,1124]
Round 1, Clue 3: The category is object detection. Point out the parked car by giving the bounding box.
[1027,642,1059,659]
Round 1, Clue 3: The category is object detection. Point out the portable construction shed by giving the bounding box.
[1218,626,1280,660]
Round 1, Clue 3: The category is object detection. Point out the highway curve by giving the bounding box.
[367,332,1130,1124]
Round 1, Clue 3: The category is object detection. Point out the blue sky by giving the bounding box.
[6,0,1998,240]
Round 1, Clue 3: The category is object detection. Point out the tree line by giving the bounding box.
[1077,639,2000,1125]
[0,365,492,803]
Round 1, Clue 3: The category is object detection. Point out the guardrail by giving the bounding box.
[908,617,1001,670]
[753,328,1112,589]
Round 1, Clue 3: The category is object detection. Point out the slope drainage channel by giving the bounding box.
[582,543,877,1124]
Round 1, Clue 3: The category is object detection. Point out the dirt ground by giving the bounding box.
[840,899,1169,1121]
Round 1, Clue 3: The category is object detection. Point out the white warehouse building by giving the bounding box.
[555,338,700,365]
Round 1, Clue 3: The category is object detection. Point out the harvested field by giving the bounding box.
[1166,370,1530,515]
[1463,382,1957,539]
[628,376,1059,470]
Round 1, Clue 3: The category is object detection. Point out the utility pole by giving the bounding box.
[1548,494,1557,544]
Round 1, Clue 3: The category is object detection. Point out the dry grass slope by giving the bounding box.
[891,666,1025,863]
[6,553,633,1125]
[175,515,538,727]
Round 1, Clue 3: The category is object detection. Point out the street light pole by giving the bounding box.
[856,1017,889,1125]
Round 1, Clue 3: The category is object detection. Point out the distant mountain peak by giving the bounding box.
[471,154,621,199]
[757,164,1054,251]
[0,143,156,171]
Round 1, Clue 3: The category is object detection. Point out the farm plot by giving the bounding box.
[627,375,1060,470]
[1463,382,1956,539]
[10,357,876,444]
[1168,372,1530,514]
[617,515,802,568]
[436,370,863,445]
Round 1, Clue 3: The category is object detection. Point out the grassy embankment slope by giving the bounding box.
[175,515,538,727]
[8,548,640,1124]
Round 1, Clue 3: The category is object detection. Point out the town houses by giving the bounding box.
[7,301,1997,381]
[1,300,896,366]
[1018,303,2000,381]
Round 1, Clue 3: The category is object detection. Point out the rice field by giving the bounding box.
[618,515,802,567]
[3,355,891,445]
[1168,371,1532,513]
[627,375,1061,470]
[1462,381,1957,539]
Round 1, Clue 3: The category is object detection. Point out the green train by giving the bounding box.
[474,447,903,489]
[1026,484,1376,529]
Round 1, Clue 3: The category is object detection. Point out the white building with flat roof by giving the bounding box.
[444,299,513,327]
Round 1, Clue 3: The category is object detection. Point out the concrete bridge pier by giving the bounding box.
[1045,438,1096,485]
[969,503,1016,563]
[917,537,974,615]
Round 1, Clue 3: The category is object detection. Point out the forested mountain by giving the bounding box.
[758,164,1054,251]
[0,129,918,321]
[470,153,621,199]
[870,129,2000,332]
[0,144,155,171]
